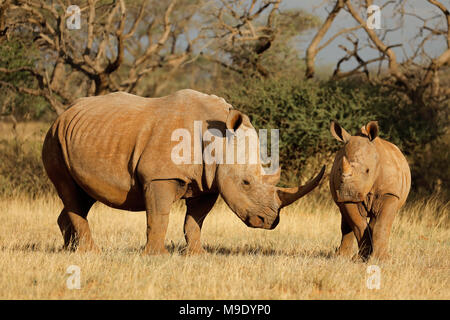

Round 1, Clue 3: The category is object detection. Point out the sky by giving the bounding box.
[280,0,448,73]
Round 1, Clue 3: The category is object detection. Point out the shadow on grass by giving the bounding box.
[0,242,61,253]
[2,241,336,260]
[160,241,337,259]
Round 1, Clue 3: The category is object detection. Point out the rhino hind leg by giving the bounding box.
[55,184,97,252]
[57,209,76,249]
[58,207,97,252]
[183,193,218,255]
[43,134,98,252]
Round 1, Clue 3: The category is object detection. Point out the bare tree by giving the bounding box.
[200,0,283,77]
[0,0,203,114]
[305,0,450,107]
[196,0,321,79]
[0,0,323,115]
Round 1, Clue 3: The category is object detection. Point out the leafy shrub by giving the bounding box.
[219,77,447,197]
[0,38,51,120]
[0,136,52,197]
[0,77,446,199]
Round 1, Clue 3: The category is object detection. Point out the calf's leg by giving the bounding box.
[338,202,372,261]
[336,212,355,258]
[370,194,399,261]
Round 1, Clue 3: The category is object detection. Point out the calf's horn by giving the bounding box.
[276,165,326,208]
[342,156,352,176]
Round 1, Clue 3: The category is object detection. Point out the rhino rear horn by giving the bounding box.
[262,166,281,185]
[276,166,325,208]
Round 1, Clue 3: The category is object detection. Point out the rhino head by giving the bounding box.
[330,120,380,202]
[212,110,325,230]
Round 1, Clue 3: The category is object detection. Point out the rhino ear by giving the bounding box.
[366,121,379,141]
[360,125,368,135]
[226,109,244,131]
[262,166,281,185]
[330,121,351,143]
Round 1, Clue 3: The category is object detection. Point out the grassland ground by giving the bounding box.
[0,194,448,299]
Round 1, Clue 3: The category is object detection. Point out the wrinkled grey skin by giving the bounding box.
[329,120,411,261]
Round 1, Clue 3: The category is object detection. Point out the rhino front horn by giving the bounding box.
[342,155,352,177]
[276,165,326,208]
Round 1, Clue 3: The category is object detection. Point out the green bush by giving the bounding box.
[219,77,446,196]
[0,136,53,197]
[0,38,51,120]
[0,77,446,199]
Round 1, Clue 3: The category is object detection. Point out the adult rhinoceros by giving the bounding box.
[42,89,324,254]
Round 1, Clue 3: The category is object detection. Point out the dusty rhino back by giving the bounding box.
[44,90,232,210]
[45,92,157,209]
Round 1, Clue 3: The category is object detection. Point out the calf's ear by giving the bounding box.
[226,110,244,131]
[365,121,379,141]
[330,120,351,143]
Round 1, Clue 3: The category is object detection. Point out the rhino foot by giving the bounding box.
[185,246,207,256]
[142,245,170,256]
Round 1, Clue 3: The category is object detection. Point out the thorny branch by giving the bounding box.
[0,0,200,114]
[305,0,450,105]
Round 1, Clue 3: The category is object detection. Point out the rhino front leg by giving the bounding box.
[370,194,399,261]
[338,202,372,261]
[336,212,355,258]
[142,180,182,255]
[184,193,218,255]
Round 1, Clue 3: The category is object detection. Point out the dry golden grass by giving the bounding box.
[0,194,448,300]
[0,121,48,141]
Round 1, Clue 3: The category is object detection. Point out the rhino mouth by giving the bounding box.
[245,213,279,229]
[245,215,264,228]
[269,215,280,230]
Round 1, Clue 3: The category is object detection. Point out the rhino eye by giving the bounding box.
[366,168,370,174]
[242,179,250,186]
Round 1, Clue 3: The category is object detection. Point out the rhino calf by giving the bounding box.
[329,121,411,261]
[42,89,324,255]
